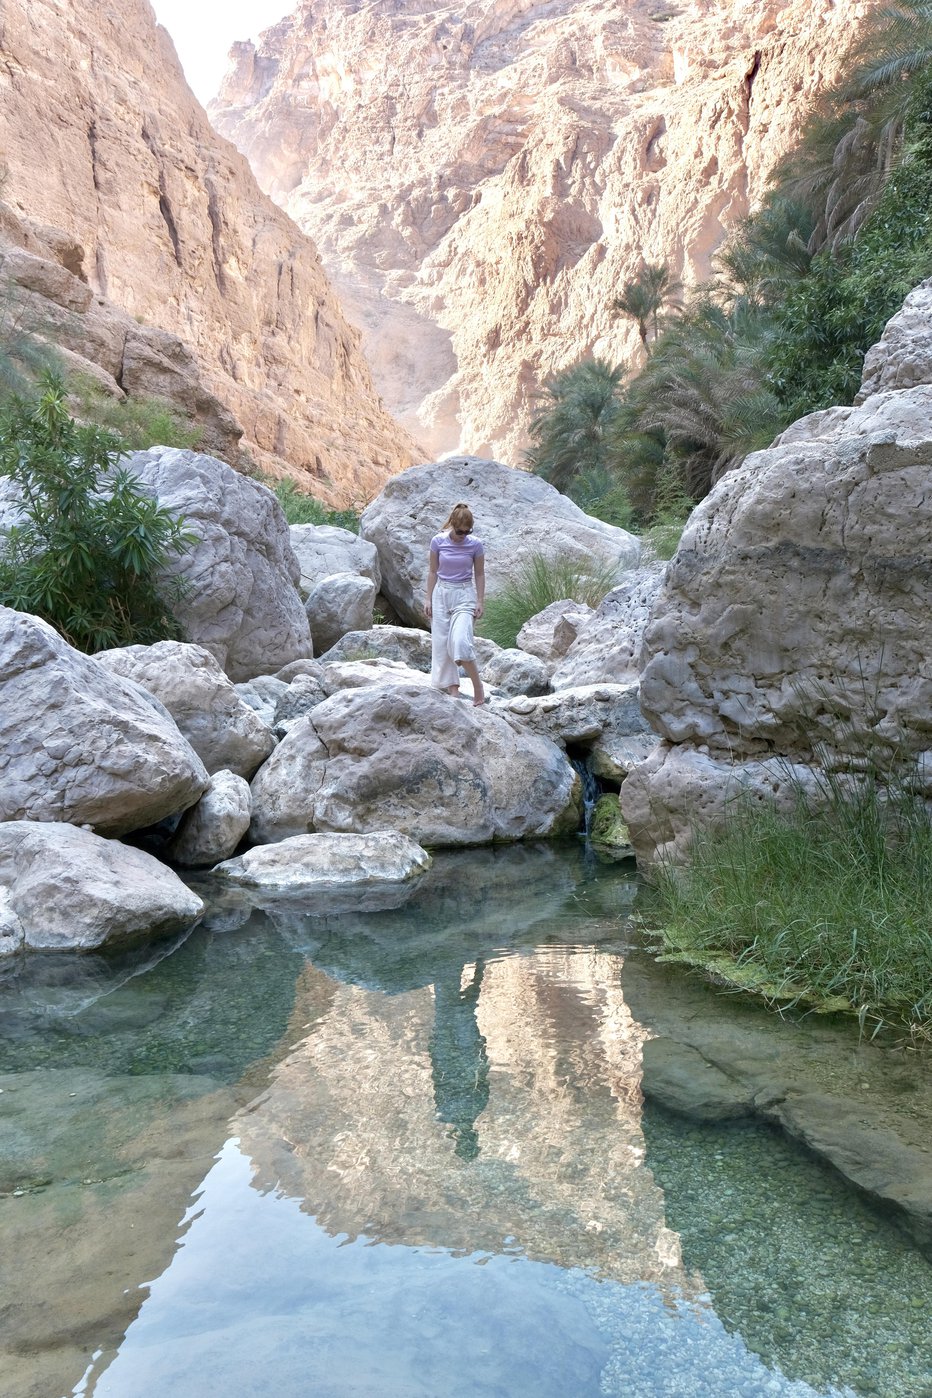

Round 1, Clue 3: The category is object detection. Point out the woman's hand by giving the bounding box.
[425,598,433,619]
[474,600,484,619]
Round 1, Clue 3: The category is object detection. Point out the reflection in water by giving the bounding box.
[430,960,490,1160]
[0,844,930,1398]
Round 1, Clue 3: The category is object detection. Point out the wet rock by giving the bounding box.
[497,682,655,780]
[589,795,633,857]
[641,1037,755,1121]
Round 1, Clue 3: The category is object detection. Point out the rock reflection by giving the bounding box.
[232,867,693,1293]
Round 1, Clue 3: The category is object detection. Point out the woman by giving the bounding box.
[425,502,486,705]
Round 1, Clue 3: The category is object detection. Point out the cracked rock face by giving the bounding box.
[0,0,418,502]
[213,0,865,460]
[620,372,932,866]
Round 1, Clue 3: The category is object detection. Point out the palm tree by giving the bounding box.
[613,262,682,351]
[525,358,626,494]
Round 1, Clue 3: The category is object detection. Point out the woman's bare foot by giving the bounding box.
[472,686,485,706]
[445,685,461,697]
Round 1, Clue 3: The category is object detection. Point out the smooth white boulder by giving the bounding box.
[168,770,252,868]
[0,607,208,836]
[361,455,639,625]
[289,523,381,594]
[517,600,595,663]
[0,821,204,953]
[96,641,275,778]
[213,831,431,892]
[125,447,312,680]
[250,682,580,847]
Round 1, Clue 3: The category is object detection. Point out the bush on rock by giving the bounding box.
[0,373,192,650]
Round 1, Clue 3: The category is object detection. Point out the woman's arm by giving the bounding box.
[473,554,485,619]
[426,550,438,619]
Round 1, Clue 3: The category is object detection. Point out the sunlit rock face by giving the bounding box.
[0,0,418,504]
[213,0,865,460]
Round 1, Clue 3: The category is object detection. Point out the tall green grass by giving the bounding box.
[649,771,932,1039]
[70,375,202,451]
[270,478,361,531]
[478,552,621,649]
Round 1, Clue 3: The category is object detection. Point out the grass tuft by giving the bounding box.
[478,551,622,650]
[646,771,932,1041]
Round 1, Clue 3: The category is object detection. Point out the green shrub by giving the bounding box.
[478,552,621,649]
[647,771,932,1038]
[0,374,193,651]
[270,477,361,531]
[70,375,202,451]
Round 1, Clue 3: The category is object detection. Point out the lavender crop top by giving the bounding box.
[430,531,485,582]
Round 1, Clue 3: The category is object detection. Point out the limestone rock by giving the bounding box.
[0,607,208,836]
[289,524,381,596]
[213,831,431,893]
[550,565,667,690]
[306,572,377,654]
[499,682,655,781]
[361,456,639,625]
[213,0,866,460]
[0,0,418,500]
[96,642,275,778]
[856,277,932,403]
[517,601,595,664]
[235,675,290,728]
[0,821,203,953]
[167,770,252,869]
[589,794,634,857]
[250,683,580,847]
[474,640,551,699]
[319,624,433,668]
[126,447,312,681]
[622,378,932,863]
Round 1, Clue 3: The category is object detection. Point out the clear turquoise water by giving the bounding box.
[1,843,930,1398]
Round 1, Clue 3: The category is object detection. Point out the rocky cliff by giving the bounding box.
[0,0,418,503]
[213,0,867,460]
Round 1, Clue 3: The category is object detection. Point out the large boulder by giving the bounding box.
[250,682,580,847]
[305,572,377,654]
[550,564,667,690]
[124,446,312,681]
[212,832,431,894]
[621,378,932,865]
[95,641,275,778]
[289,523,381,595]
[360,456,640,625]
[0,607,208,836]
[0,821,203,953]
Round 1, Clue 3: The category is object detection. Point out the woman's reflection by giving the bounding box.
[429,959,490,1160]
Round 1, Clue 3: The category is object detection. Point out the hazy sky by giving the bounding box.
[150,1,290,106]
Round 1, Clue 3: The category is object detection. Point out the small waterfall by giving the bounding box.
[569,754,601,838]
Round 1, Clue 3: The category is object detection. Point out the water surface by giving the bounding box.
[1,844,930,1398]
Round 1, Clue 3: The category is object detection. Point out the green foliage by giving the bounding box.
[478,551,621,649]
[612,262,681,351]
[0,374,193,651]
[648,769,932,1039]
[271,477,361,531]
[526,358,627,495]
[70,375,203,451]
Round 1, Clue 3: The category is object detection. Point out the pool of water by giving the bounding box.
[1,843,931,1398]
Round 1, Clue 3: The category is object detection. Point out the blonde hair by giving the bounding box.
[443,502,474,534]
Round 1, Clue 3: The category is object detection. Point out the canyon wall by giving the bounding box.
[212,0,868,462]
[0,0,418,504]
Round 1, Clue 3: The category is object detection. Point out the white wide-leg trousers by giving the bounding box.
[430,580,478,689]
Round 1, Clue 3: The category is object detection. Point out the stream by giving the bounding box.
[1,843,930,1398]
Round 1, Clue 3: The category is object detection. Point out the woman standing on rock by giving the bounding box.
[425,502,486,705]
